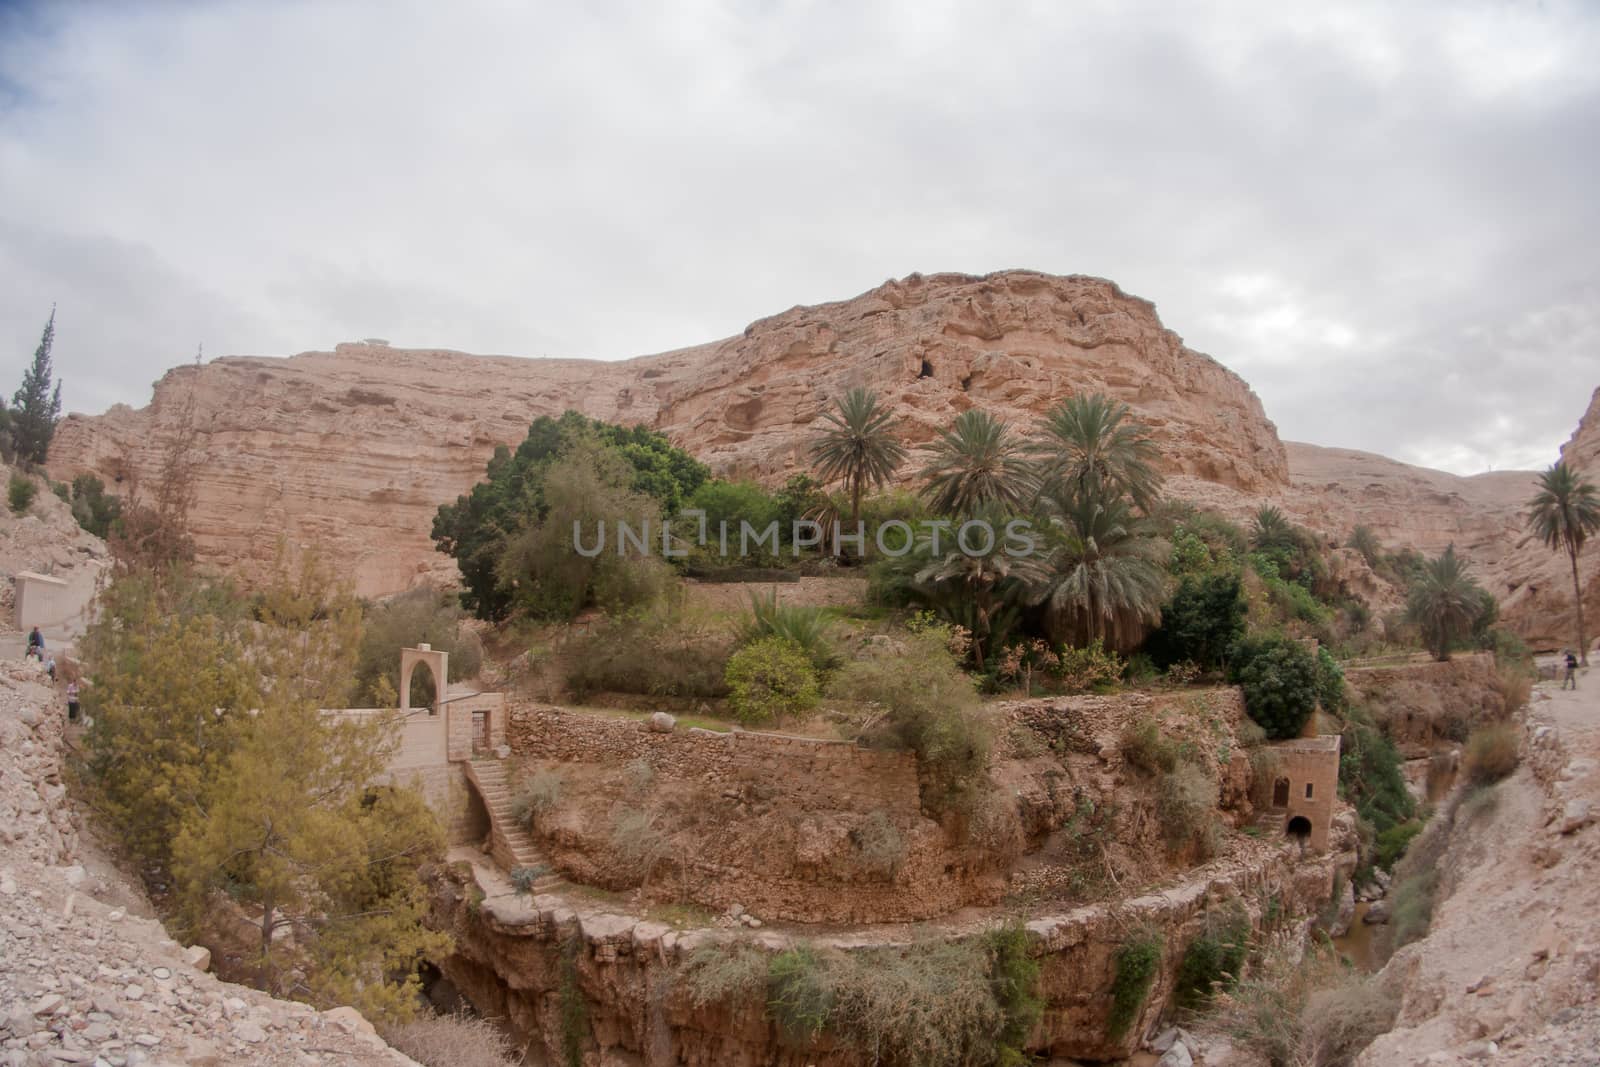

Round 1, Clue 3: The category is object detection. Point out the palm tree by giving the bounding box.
[1251,506,1295,553]
[1028,491,1166,649]
[809,387,907,528]
[918,409,1033,517]
[1406,545,1488,662]
[914,513,1050,667]
[1033,393,1162,513]
[1527,461,1600,665]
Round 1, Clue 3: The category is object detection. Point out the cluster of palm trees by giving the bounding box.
[809,387,1166,664]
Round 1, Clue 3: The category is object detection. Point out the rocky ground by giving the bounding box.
[1358,660,1600,1065]
[0,659,420,1067]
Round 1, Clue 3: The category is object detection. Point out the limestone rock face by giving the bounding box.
[48,271,1287,596]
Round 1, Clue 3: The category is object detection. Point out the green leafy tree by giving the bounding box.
[1033,393,1162,513]
[355,586,483,706]
[1145,571,1247,670]
[1228,634,1319,739]
[67,474,122,538]
[917,409,1032,517]
[433,412,706,619]
[85,560,451,1021]
[1405,545,1491,661]
[11,308,62,465]
[809,387,907,527]
[1029,492,1165,649]
[1527,461,1600,665]
[8,474,36,514]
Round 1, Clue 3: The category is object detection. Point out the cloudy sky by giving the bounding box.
[1,0,1595,474]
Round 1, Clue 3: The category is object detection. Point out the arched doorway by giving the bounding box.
[1286,816,1312,841]
[407,660,439,711]
[1272,777,1290,808]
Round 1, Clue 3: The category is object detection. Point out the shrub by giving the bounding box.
[1389,868,1439,949]
[558,935,588,1067]
[1146,571,1248,670]
[678,942,769,1008]
[564,612,732,700]
[725,636,821,725]
[1338,708,1416,846]
[511,769,564,832]
[735,589,836,669]
[1054,639,1124,693]
[1120,718,1178,775]
[7,473,36,514]
[1229,634,1320,740]
[66,474,121,538]
[1173,906,1250,1010]
[382,1011,519,1067]
[1108,929,1164,1040]
[1159,762,1221,861]
[1373,820,1423,870]
[830,630,989,812]
[1462,723,1520,785]
[509,863,553,894]
[1314,647,1346,713]
[356,586,483,706]
[1301,978,1399,1067]
[985,922,1043,1065]
[767,947,833,1042]
[610,806,669,884]
[850,810,907,879]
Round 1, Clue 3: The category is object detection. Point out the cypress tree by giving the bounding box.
[12,308,62,465]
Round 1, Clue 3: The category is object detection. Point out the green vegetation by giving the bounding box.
[1107,929,1163,1040]
[9,309,61,465]
[432,412,708,620]
[563,611,731,701]
[1034,392,1162,513]
[734,589,836,669]
[7,473,35,514]
[1146,571,1248,671]
[1229,634,1320,740]
[1337,706,1417,866]
[1526,460,1600,665]
[1029,491,1165,648]
[1405,545,1493,662]
[809,386,908,526]
[558,935,589,1067]
[830,625,988,812]
[724,636,821,724]
[511,769,564,832]
[63,473,121,537]
[80,561,448,1021]
[355,586,482,706]
[1173,905,1250,1010]
[918,408,1032,516]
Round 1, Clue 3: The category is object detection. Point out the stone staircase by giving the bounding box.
[465,758,563,893]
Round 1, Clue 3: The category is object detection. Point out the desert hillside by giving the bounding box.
[45,270,1599,648]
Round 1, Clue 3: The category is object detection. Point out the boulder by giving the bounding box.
[648,712,676,734]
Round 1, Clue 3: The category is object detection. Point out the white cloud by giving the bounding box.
[0,0,1596,475]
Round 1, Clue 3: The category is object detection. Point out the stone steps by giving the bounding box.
[467,759,563,891]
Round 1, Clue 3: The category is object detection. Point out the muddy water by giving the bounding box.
[1332,901,1380,971]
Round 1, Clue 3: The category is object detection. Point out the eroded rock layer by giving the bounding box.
[48,271,1286,596]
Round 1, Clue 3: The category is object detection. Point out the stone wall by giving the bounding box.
[1345,652,1507,754]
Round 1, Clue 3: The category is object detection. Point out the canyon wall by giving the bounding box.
[43,272,1599,647]
[47,271,1286,596]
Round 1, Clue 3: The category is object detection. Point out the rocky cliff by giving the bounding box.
[47,271,1286,596]
[44,272,1599,648]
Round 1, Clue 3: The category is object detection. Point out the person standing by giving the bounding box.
[65,680,79,723]
[1564,649,1579,690]
[25,627,43,660]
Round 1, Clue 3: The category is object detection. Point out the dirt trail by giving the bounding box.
[1358,662,1600,1066]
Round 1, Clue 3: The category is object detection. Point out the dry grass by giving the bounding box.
[1462,723,1520,786]
[383,1011,519,1067]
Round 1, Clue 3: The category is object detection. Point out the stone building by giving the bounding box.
[1255,735,1341,852]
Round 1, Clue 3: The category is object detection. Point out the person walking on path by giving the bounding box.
[1564,649,1580,690]
[65,680,79,723]
[25,627,43,661]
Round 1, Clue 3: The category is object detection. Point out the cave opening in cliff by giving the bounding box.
[919,358,933,378]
